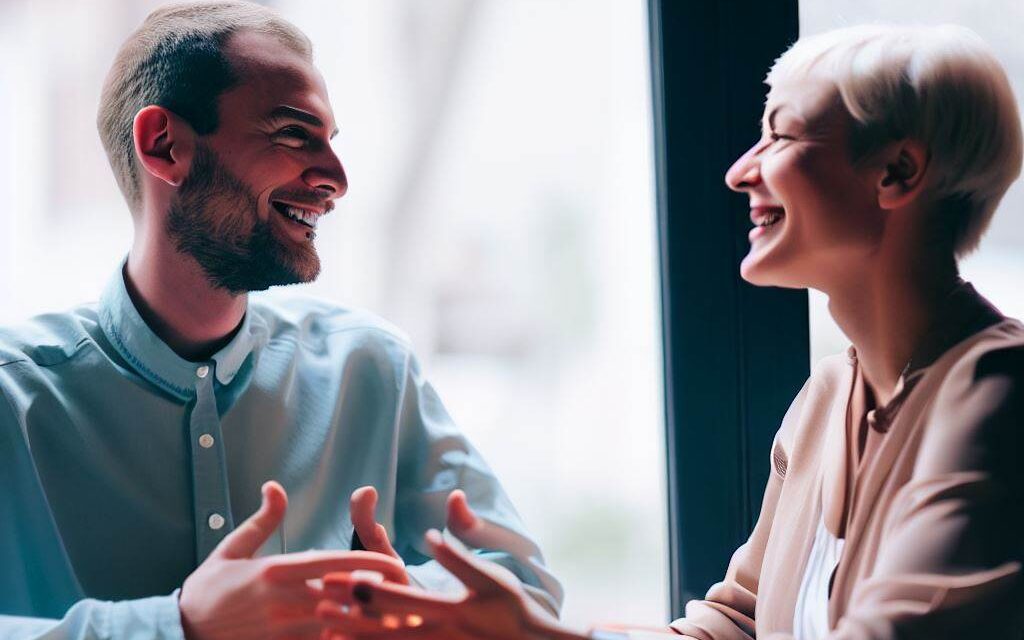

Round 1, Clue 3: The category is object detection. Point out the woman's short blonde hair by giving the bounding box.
[768,24,1023,258]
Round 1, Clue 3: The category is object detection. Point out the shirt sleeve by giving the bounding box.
[389,351,564,616]
[816,346,1024,640]
[0,361,188,640]
[0,594,185,640]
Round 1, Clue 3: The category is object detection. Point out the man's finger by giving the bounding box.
[445,490,482,540]
[350,486,401,560]
[213,481,288,560]
[425,530,504,596]
[264,550,409,585]
[323,577,460,622]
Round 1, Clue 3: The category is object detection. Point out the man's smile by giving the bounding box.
[271,200,328,230]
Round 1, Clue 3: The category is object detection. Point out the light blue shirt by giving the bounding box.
[0,265,561,638]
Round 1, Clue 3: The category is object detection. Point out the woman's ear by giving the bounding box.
[876,139,930,211]
[132,105,195,188]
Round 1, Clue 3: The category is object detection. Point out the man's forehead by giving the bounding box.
[222,30,335,126]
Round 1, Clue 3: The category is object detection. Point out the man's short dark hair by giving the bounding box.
[97,1,312,212]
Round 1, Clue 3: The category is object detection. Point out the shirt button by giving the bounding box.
[196,365,210,379]
[208,513,225,530]
[198,434,215,448]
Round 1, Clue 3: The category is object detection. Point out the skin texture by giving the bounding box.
[320,77,970,639]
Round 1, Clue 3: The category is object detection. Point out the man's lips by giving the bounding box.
[271,199,332,216]
[271,199,333,230]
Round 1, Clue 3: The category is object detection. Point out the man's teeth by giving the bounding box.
[281,205,320,229]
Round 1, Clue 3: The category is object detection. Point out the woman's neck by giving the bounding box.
[824,240,958,405]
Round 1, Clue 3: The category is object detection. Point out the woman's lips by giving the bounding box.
[748,206,785,242]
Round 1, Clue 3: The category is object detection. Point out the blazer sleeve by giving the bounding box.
[817,345,1024,640]
[667,376,812,640]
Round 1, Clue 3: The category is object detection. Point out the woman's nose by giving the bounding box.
[725,145,762,193]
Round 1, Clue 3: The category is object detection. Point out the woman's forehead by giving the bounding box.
[764,77,842,126]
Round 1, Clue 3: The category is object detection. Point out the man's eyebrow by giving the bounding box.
[269,106,339,139]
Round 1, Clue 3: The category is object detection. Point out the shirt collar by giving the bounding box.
[98,261,267,401]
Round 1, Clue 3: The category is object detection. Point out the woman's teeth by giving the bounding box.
[759,212,783,227]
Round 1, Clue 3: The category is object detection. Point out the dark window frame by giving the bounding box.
[647,0,806,615]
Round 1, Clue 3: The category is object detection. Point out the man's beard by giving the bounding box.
[166,143,321,294]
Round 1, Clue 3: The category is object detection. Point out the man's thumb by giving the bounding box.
[212,481,288,560]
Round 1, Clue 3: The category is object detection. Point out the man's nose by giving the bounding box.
[725,143,762,193]
[303,148,348,199]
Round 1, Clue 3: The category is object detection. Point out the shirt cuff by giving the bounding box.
[107,591,186,640]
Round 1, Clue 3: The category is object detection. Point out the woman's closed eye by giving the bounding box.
[769,130,796,142]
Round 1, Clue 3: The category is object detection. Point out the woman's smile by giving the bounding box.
[748,205,786,242]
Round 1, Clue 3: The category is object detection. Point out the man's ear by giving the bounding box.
[132,105,195,188]
[876,139,930,211]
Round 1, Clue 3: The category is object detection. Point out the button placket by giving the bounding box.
[189,365,234,561]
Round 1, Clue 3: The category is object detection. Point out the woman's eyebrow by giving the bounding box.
[268,105,340,139]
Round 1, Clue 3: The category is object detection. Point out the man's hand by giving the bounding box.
[349,486,405,578]
[178,481,408,640]
[318,529,582,640]
[349,486,480,562]
[317,491,575,640]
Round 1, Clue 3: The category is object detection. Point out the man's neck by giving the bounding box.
[824,235,958,406]
[125,240,248,362]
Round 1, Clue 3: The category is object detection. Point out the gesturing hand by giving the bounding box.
[178,481,408,640]
[317,491,581,640]
[348,486,407,582]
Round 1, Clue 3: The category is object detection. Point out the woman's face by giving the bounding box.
[726,77,886,291]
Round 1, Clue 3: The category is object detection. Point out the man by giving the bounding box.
[0,2,561,637]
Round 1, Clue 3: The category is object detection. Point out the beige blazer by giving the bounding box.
[670,286,1024,639]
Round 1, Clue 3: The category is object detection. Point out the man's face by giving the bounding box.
[167,30,346,293]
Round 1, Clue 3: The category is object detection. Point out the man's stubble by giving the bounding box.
[166,142,321,294]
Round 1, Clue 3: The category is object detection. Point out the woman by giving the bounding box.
[318,24,1024,639]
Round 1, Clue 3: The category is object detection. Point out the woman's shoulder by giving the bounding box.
[915,319,1024,480]
[933,318,1024,395]
[772,350,855,459]
[787,348,856,418]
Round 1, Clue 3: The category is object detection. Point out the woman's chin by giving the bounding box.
[740,253,776,286]
[740,252,804,289]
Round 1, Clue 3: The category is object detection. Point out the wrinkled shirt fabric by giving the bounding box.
[0,265,561,638]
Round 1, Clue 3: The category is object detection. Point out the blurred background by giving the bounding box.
[0,0,1021,628]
